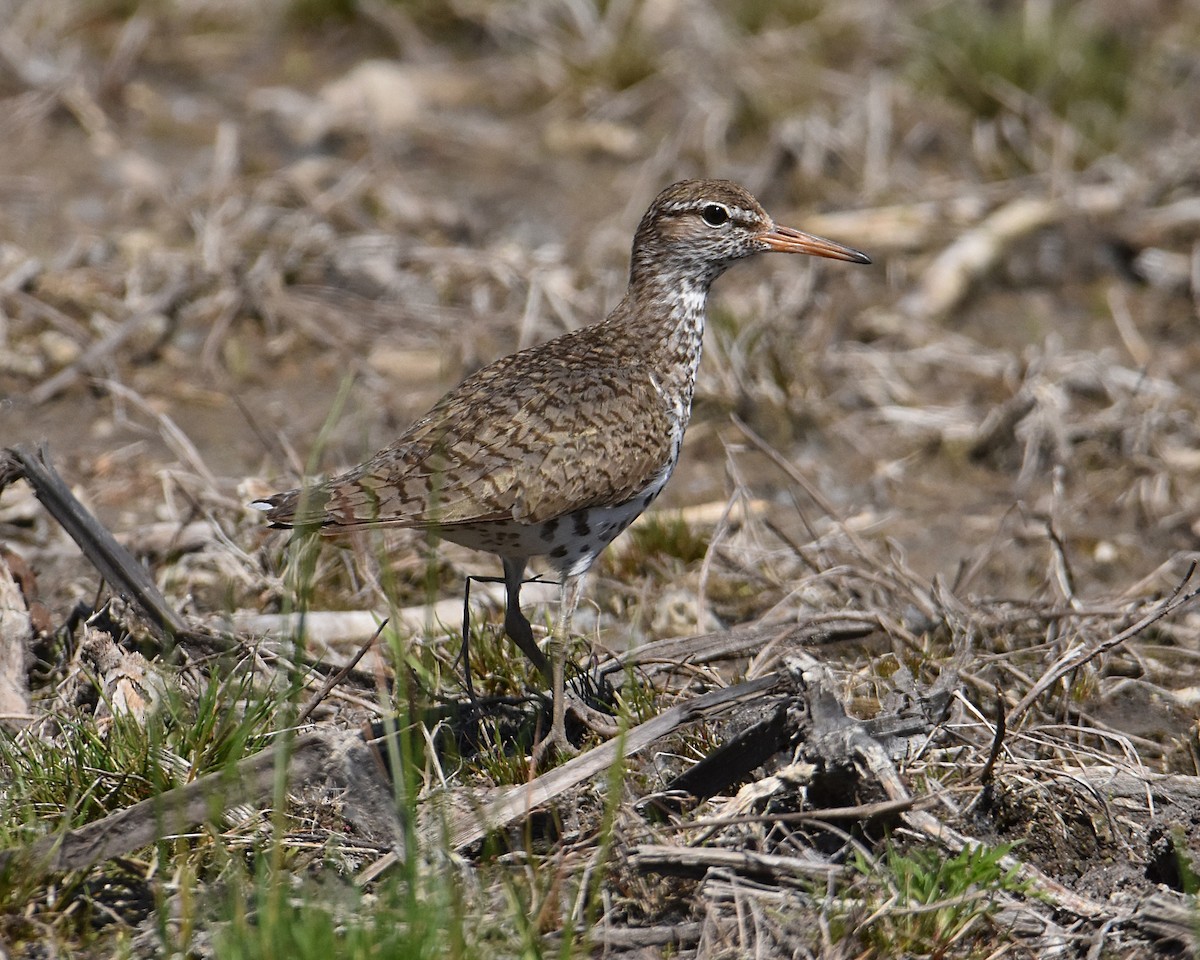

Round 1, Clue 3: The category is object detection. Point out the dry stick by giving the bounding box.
[629,843,842,884]
[845,708,1114,920]
[1,445,188,639]
[0,446,365,679]
[901,183,1128,324]
[898,196,1064,322]
[602,621,799,675]
[356,673,784,883]
[731,413,940,621]
[785,657,1114,920]
[663,793,937,832]
[1006,562,1200,727]
[295,618,389,726]
[595,617,879,688]
[979,685,1006,786]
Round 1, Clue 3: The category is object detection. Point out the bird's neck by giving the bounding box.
[614,269,713,410]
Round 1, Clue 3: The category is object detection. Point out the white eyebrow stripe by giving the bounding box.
[662,201,758,221]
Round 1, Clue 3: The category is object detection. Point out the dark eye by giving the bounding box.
[701,203,729,227]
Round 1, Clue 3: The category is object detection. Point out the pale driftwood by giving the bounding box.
[630,843,841,883]
[0,730,401,875]
[1058,765,1200,802]
[229,609,433,647]
[898,185,1129,322]
[0,556,33,728]
[225,580,558,647]
[900,196,1062,321]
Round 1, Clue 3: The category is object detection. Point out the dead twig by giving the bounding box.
[357,673,784,882]
[665,793,937,832]
[295,618,389,725]
[1,445,187,640]
[1007,562,1200,727]
[630,843,843,884]
[979,685,1006,786]
[782,656,1115,921]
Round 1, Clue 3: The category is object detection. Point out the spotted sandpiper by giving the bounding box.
[258,179,870,759]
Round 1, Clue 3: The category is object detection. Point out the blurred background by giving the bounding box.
[2,0,1199,633]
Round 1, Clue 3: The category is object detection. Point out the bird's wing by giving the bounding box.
[264,348,676,531]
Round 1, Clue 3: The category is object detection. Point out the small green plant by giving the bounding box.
[208,862,471,960]
[0,659,297,953]
[0,666,283,834]
[838,840,1032,958]
[624,515,710,568]
[1170,829,1200,897]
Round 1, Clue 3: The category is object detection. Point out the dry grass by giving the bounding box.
[3,0,1200,956]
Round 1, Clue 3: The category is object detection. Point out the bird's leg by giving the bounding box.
[458,573,507,705]
[500,557,552,683]
[532,570,587,765]
[502,561,613,765]
[459,575,478,703]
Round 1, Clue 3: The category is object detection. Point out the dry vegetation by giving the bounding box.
[3,0,1200,956]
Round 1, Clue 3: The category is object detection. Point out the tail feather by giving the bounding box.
[250,486,330,529]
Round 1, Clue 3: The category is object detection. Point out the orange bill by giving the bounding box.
[760,224,871,264]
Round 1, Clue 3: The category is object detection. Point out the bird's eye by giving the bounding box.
[701,204,729,227]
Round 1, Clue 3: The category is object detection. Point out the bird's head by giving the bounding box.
[630,178,870,288]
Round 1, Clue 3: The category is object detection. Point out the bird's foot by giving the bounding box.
[566,695,620,737]
[531,715,577,769]
[530,691,618,769]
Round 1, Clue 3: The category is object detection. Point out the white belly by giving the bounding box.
[438,460,676,577]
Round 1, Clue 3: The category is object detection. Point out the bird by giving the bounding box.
[257,178,870,760]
